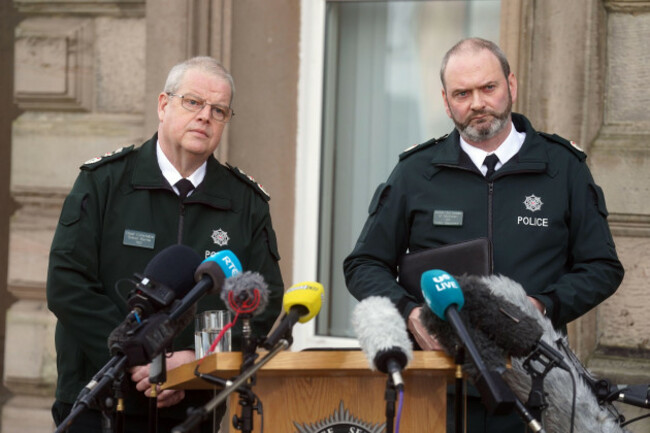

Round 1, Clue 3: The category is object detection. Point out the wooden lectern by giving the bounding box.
[163,350,455,432]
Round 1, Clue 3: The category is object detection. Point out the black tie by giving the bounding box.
[175,178,194,199]
[483,154,499,178]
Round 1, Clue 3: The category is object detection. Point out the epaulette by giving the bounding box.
[399,134,448,161]
[226,163,271,201]
[80,145,135,170]
[538,132,586,161]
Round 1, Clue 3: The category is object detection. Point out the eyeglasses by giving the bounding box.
[167,93,235,123]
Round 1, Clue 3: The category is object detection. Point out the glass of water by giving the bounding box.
[194,310,232,359]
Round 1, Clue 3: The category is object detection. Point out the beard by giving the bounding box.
[451,93,513,143]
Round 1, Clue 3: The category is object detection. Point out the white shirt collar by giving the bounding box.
[460,122,526,176]
[156,141,207,196]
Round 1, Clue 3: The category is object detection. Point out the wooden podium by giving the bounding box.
[163,350,456,432]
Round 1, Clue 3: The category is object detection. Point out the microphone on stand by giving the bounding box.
[262,281,324,350]
[176,282,324,433]
[127,244,203,321]
[59,245,202,433]
[467,275,639,433]
[352,296,413,389]
[219,271,270,368]
[352,296,412,433]
[420,269,516,415]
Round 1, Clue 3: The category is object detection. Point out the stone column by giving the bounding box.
[3,2,146,432]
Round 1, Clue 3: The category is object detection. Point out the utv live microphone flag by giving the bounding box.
[420,269,516,415]
[443,274,570,371]
[352,296,413,388]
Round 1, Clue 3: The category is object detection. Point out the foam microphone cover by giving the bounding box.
[283,281,324,323]
[419,300,507,377]
[143,244,203,298]
[109,245,201,350]
[221,271,269,315]
[452,274,544,357]
[473,275,632,433]
[352,296,413,374]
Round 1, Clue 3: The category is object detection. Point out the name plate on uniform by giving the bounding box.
[123,229,156,249]
[433,210,463,226]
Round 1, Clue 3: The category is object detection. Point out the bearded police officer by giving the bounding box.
[47,57,284,432]
[344,38,624,432]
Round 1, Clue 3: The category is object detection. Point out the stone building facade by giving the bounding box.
[0,0,648,432]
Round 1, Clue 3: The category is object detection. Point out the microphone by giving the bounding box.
[109,249,240,366]
[351,296,413,388]
[126,244,202,319]
[108,245,202,361]
[614,384,650,409]
[421,269,516,415]
[262,281,324,349]
[448,274,570,371]
[220,271,270,316]
[167,249,241,321]
[459,275,631,433]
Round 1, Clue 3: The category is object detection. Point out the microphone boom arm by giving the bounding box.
[54,355,128,433]
[172,339,290,433]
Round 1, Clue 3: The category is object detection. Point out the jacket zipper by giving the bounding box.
[177,201,185,243]
[488,180,494,247]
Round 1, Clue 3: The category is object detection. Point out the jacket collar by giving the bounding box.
[131,133,233,210]
[428,113,553,177]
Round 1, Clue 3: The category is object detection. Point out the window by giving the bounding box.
[293,0,501,349]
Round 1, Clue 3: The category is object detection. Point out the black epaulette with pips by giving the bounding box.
[226,163,271,201]
[80,145,135,170]
[399,134,449,161]
[538,132,586,161]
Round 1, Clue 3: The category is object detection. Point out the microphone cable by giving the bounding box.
[195,274,265,368]
[395,388,405,433]
[621,412,650,428]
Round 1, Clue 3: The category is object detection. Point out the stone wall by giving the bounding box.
[5,2,146,432]
[2,0,649,432]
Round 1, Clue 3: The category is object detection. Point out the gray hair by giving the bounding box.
[440,38,511,89]
[163,56,235,104]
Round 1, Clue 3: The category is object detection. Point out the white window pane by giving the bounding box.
[317,0,501,338]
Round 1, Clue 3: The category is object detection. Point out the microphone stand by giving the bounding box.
[148,353,168,433]
[54,355,128,433]
[112,371,125,433]
[522,347,557,422]
[172,339,290,433]
[384,377,396,433]
[453,348,465,433]
[233,314,260,433]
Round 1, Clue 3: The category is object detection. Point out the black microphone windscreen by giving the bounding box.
[418,293,508,376]
[453,274,543,357]
[221,271,269,316]
[352,296,413,373]
[143,244,202,298]
[473,275,631,433]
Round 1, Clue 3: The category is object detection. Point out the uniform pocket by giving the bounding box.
[59,192,87,226]
[589,184,609,218]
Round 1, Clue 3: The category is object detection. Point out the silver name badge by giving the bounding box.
[433,210,464,227]
[123,229,156,249]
